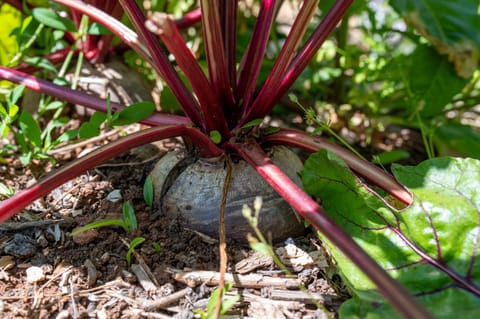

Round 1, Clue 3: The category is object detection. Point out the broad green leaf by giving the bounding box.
[433,122,480,159]
[390,0,480,78]
[301,151,480,318]
[18,110,42,147]
[394,45,469,116]
[32,8,76,32]
[110,101,155,126]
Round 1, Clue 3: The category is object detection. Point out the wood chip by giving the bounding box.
[84,259,98,288]
[131,263,157,293]
[234,252,273,274]
[174,270,300,289]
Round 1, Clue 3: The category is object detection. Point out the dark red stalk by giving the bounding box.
[274,0,355,105]
[146,13,229,137]
[175,8,202,29]
[230,141,432,319]
[200,0,235,109]
[241,0,320,123]
[118,0,205,129]
[0,66,189,126]
[236,0,278,105]
[0,125,222,223]
[223,0,238,95]
[263,128,413,205]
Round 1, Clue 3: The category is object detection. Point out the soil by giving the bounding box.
[0,125,353,319]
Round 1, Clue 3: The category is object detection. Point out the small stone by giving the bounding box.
[106,189,122,203]
[26,266,45,283]
[72,228,99,245]
[3,234,37,258]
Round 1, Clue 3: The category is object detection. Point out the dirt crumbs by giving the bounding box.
[0,143,348,319]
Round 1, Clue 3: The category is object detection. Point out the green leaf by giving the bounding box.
[32,8,76,32]
[301,151,480,317]
[122,201,137,233]
[372,150,410,165]
[390,0,480,78]
[71,219,126,236]
[249,242,273,256]
[394,45,469,116]
[79,112,107,139]
[18,110,42,147]
[126,237,145,266]
[109,101,155,126]
[23,56,57,73]
[433,122,480,159]
[87,23,112,35]
[8,84,25,106]
[79,122,100,139]
[209,130,222,144]
[143,176,154,208]
[240,118,264,130]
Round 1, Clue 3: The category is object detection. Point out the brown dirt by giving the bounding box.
[0,130,348,319]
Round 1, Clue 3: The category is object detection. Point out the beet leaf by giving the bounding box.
[301,151,480,318]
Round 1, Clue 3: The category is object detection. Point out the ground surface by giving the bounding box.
[0,127,357,319]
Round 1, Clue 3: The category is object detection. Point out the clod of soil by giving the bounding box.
[150,145,306,242]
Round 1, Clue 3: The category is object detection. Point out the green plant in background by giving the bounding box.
[293,0,480,160]
[72,201,138,236]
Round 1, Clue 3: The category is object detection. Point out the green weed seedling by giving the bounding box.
[143,175,154,209]
[72,201,138,236]
[125,236,145,266]
[194,283,240,319]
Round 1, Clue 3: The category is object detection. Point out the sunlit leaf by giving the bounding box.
[301,151,480,318]
[32,8,76,32]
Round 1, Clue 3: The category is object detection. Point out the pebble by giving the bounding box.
[26,266,45,283]
[72,228,99,245]
[3,234,37,258]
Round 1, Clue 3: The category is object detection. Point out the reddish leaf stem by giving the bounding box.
[0,125,222,223]
[262,128,413,205]
[0,66,189,126]
[223,0,238,96]
[230,141,432,319]
[146,13,229,137]
[274,0,355,104]
[236,0,278,105]
[118,0,205,129]
[200,0,235,108]
[175,8,202,29]
[241,0,320,123]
